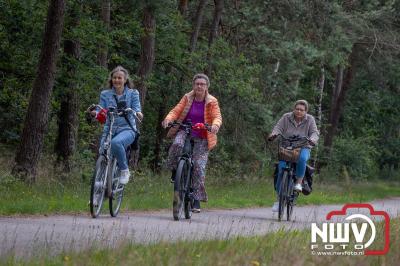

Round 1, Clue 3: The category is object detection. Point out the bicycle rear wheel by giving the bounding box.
[90,155,108,218]
[109,159,124,217]
[278,170,288,221]
[286,176,294,221]
[173,160,187,221]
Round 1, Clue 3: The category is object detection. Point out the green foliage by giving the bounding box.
[324,135,379,180]
[0,0,399,181]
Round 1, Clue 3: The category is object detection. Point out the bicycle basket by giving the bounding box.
[278,147,301,162]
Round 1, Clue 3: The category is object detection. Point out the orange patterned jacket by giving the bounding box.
[165,90,222,150]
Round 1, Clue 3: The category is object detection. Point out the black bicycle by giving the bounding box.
[169,120,210,221]
[273,134,311,221]
[89,103,141,218]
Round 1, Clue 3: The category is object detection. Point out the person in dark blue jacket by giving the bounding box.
[91,66,142,184]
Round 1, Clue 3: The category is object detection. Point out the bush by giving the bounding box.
[322,135,379,180]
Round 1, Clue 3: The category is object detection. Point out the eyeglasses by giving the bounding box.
[194,82,207,87]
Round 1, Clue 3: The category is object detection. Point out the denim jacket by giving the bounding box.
[97,86,141,141]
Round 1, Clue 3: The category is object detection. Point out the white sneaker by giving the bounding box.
[272,202,279,212]
[119,169,130,185]
[294,183,302,192]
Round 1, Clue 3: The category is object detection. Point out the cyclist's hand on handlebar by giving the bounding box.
[86,104,97,117]
[309,139,316,146]
[267,134,277,141]
[210,124,219,134]
[161,119,171,129]
[136,112,144,121]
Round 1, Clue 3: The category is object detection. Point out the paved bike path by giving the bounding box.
[1,197,400,259]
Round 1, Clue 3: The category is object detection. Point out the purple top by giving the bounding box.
[185,100,205,138]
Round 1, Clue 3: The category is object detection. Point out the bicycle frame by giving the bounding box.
[90,105,138,218]
[170,120,210,220]
[100,107,117,198]
[99,106,139,198]
[275,134,310,221]
[179,123,195,193]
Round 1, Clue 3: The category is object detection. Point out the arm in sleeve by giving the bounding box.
[210,100,222,128]
[165,96,187,121]
[270,115,285,136]
[98,91,110,140]
[98,91,108,111]
[130,89,142,113]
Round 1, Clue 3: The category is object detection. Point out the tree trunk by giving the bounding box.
[330,65,344,121]
[178,0,188,16]
[132,4,156,169]
[324,46,357,149]
[189,0,207,52]
[12,0,66,182]
[151,102,166,173]
[136,4,156,107]
[208,0,224,47]
[206,0,224,75]
[313,66,325,169]
[98,0,110,68]
[55,2,81,172]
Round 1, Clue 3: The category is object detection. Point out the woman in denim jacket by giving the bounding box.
[91,66,143,185]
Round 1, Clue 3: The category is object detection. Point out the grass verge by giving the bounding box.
[0,169,400,215]
[5,218,399,265]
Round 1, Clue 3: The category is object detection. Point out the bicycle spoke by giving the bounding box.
[109,160,124,217]
[90,156,107,218]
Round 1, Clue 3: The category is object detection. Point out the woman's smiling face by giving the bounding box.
[112,71,126,91]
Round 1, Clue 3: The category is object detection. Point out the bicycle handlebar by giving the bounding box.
[87,104,142,123]
[268,133,314,147]
[276,134,310,142]
[167,121,211,132]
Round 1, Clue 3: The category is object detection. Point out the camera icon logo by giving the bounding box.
[310,203,390,256]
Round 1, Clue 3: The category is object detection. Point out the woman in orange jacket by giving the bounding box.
[162,73,222,213]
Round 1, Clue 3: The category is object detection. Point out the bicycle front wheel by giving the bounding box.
[173,159,187,221]
[109,159,124,217]
[278,170,288,221]
[184,185,193,219]
[90,155,108,218]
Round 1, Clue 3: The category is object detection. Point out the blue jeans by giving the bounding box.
[110,130,135,170]
[275,148,310,193]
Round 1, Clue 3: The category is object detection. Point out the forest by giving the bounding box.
[1,0,399,184]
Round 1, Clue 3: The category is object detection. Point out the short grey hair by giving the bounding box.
[294,99,309,112]
[192,73,210,87]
